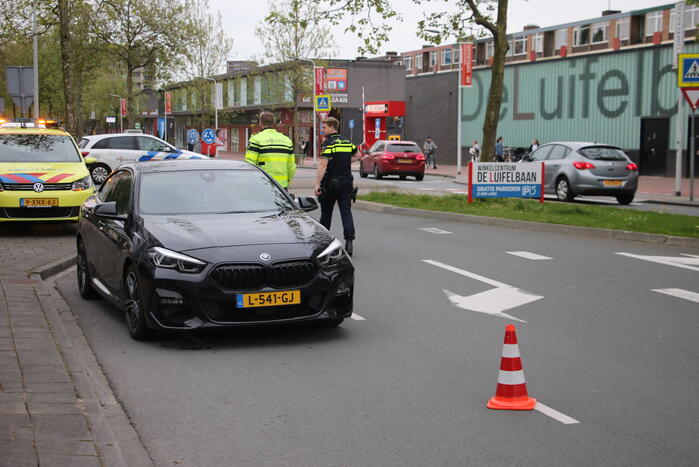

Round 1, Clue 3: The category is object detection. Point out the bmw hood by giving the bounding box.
[0,162,89,184]
[143,210,333,253]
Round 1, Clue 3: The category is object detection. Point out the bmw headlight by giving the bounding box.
[146,247,206,273]
[317,238,348,268]
[71,175,93,192]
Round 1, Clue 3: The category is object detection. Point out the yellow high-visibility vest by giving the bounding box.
[245,128,296,188]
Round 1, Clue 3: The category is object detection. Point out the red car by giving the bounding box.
[359,140,425,181]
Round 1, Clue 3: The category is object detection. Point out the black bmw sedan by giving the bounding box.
[76,160,354,340]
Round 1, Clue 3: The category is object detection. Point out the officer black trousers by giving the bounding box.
[319,178,355,240]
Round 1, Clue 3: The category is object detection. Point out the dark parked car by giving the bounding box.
[522,142,638,204]
[76,160,354,339]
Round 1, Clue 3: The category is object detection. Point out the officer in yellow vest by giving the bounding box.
[245,112,296,188]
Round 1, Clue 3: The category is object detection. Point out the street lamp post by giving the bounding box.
[198,77,218,131]
[108,94,123,132]
[294,58,318,164]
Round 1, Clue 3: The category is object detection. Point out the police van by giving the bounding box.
[78,133,207,184]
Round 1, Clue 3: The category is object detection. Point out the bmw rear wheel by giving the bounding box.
[77,240,99,300]
[124,266,152,340]
[89,163,111,185]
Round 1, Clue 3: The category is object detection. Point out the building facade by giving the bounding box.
[401,2,699,176]
[166,58,405,153]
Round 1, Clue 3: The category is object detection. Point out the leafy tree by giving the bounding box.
[172,0,233,130]
[257,0,337,153]
[320,0,508,161]
[90,0,194,127]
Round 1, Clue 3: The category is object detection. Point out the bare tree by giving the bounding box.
[256,0,336,152]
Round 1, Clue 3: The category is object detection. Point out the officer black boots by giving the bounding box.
[345,239,353,257]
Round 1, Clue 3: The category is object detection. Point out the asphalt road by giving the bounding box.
[55,207,699,466]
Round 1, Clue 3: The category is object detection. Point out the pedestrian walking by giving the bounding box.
[495,136,504,162]
[469,140,480,163]
[315,117,358,256]
[528,138,540,153]
[423,136,438,169]
[245,111,296,189]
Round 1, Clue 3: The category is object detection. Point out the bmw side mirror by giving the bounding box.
[296,196,318,212]
[94,201,127,220]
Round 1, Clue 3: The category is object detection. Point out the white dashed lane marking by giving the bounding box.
[507,251,552,261]
[535,402,580,425]
[651,288,699,304]
[419,227,452,234]
[350,314,366,321]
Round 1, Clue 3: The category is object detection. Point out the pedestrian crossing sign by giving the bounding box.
[678,54,699,87]
[315,95,331,111]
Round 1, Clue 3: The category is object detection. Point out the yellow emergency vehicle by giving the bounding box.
[0,125,96,221]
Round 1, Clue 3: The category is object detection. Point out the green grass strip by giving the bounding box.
[358,191,699,239]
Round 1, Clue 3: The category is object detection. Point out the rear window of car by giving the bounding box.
[78,138,89,148]
[0,134,81,162]
[387,144,420,153]
[579,146,628,161]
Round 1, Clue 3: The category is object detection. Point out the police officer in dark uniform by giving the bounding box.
[314,117,358,256]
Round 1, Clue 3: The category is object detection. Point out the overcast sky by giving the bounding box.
[214,0,674,62]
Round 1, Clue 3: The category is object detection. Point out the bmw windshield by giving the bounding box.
[0,134,82,162]
[139,170,296,215]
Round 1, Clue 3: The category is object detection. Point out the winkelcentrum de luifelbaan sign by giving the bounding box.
[467,162,545,203]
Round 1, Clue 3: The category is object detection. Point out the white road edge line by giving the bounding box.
[535,402,580,425]
[350,314,366,321]
[507,251,552,261]
[651,288,699,304]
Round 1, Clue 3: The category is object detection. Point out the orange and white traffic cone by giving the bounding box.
[487,324,536,410]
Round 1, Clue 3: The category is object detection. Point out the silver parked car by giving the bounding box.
[524,142,638,204]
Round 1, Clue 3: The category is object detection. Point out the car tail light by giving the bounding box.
[81,151,90,157]
[416,154,425,161]
[626,162,638,171]
[573,161,596,170]
[381,153,395,160]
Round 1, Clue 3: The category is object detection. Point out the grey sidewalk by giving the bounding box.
[0,224,151,466]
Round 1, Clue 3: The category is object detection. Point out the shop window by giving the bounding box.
[645,11,662,36]
[555,29,568,49]
[513,36,527,55]
[591,22,608,44]
[616,17,630,40]
[442,48,451,66]
[574,25,590,46]
[533,33,543,53]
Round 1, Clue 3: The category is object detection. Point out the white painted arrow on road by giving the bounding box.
[616,252,699,272]
[424,260,543,322]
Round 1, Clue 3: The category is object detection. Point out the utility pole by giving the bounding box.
[109,94,123,133]
[32,3,39,119]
